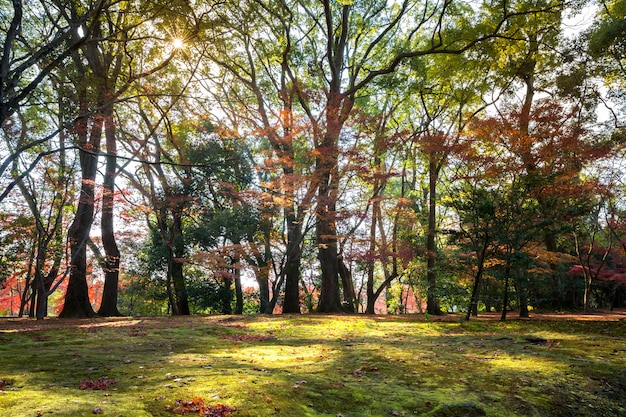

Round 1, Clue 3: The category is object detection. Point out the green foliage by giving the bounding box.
[186,273,232,314]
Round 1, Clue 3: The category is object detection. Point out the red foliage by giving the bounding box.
[79,376,118,390]
[465,99,607,202]
[568,244,626,287]
[0,272,25,315]
[165,398,237,416]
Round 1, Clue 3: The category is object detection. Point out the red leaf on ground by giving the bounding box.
[79,376,118,390]
[165,398,237,416]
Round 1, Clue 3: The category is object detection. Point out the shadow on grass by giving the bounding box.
[1,315,625,417]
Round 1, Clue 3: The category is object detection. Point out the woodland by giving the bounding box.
[1,0,626,319]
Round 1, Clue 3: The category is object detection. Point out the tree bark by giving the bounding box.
[98,102,122,316]
[316,139,343,312]
[338,256,356,313]
[515,268,530,318]
[170,209,190,315]
[426,153,443,315]
[282,208,302,313]
[500,262,511,321]
[59,114,102,318]
[234,251,243,314]
[466,233,490,321]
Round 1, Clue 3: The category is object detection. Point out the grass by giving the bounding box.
[1,312,625,417]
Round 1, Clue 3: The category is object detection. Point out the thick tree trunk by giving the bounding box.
[98,103,121,316]
[316,162,343,312]
[35,269,47,320]
[256,263,271,314]
[366,268,376,314]
[222,276,233,314]
[583,275,592,313]
[500,263,511,321]
[282,211,302,313]
[366,182,379,314]
[316,91,347,313]
[317,237,343,312]
[251,224,272,313]
[59,117,102,318]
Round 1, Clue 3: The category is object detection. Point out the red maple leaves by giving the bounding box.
[165,398,237,416]
[79,376,118,390]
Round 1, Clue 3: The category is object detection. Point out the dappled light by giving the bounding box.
[2,315,625,416]
[1,0,626,414]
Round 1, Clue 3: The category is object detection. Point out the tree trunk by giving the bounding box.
[515,268,530,318]
[170,210,189,315]
[316,128,343,312]
[234,252,243,314]
[466,234,490,321]
[366,266,376,314]
[317,238,343,312]
[252,223,272,313]
[59,116,102,318]
[222,276,233,314]
[315,74,350,312]
[98,103,122,316]
[282,214,302,313]
[366,180,379,314]
[338,256,356,313]
[583,274,592,314]
[500,262,511,321]
[256,263,271,314]
[316,166,343,312]
[426,154,443,315]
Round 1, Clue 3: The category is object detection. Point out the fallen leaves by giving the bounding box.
[165,398,237,416]
[79,376,118,390]
[220,334,276,342]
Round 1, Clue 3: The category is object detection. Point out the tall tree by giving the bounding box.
[2,83,75,319]
[0,0,104,202]
[60,0,195,317]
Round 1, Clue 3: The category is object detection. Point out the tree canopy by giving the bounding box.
[1,0,625,318]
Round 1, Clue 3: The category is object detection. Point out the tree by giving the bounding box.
[587,0,626,127]
[572,208,614,313]
[2,92,74,319]
[59,0,196,317]
[0,0,105,202]
[459,98,608,318]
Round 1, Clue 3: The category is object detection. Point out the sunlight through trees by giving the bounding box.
[1,0,625,318]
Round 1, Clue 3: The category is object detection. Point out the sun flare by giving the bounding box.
[172,38,184,49]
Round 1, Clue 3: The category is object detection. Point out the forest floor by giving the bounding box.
[1,311,625,417]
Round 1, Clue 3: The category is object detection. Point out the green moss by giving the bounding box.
[1,315,625,417]
[424,402,486,417]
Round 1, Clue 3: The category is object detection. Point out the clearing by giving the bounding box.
[1,312,625,417]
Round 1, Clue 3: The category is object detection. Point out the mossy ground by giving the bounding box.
[1,312,625,417]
